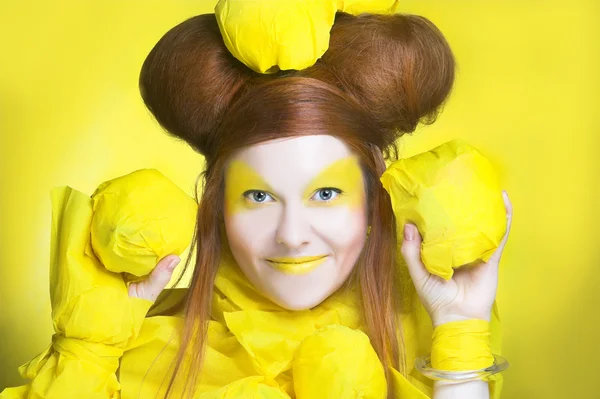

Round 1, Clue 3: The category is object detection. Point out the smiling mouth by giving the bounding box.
[265,255,329,275]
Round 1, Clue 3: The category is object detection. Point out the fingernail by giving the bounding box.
[166,257,180,271]
[502,190,509,199]
[404,224,415,241]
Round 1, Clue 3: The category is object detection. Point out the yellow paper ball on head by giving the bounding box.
[337,0,399,15]
[214,0,400,74]
[381,139,506,280]
[215,0,339,74]
[90,169,197,277]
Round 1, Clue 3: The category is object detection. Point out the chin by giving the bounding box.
[271,292,330,311]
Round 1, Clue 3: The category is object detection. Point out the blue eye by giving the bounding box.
[244,190,274,203]
[311,188,342,202]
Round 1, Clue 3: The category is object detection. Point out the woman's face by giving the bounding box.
[223,135,369,310]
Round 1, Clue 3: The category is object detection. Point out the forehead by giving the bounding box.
[228,135,355,183]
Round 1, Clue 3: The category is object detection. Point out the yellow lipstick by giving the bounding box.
[265,255,328,275]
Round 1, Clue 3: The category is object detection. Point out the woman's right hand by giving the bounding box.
[128,255,181,302]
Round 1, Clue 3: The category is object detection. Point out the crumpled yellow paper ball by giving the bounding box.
[90,169,197,277]
[337,0,399,15]
[293,325,387,399]
[380,139,506,280]
[214,0,399,74]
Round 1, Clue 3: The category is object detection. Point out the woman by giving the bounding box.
[1,3,513,399]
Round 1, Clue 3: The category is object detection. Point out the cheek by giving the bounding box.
[224,207,279,261]
[310,206,368,255]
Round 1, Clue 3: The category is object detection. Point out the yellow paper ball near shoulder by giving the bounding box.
[90,169,197,277]
[214,0,399,74]
[381,139,506,280]
[293,325,387,399]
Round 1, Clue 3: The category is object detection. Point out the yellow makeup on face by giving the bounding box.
[225,156,365,215]
[224,160,274,215]
[302,156,365,208]
[265,255,329,275]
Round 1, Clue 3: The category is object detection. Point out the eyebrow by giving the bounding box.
[229,155,360,197]
[226,159,276,194]
[302,156,361,198]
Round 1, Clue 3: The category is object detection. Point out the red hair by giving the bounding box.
[139,11,455,398]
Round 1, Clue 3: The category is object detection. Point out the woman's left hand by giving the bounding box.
[400,191,513,327]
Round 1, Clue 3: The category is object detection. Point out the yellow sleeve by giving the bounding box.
[0,187,152,399]
[0,340,124,399]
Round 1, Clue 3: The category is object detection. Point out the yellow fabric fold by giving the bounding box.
[431,319,494,371]
[293,325,387,399]
[198,377,292,399]
[52,336,124,372]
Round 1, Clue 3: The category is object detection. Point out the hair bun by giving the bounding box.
[320,12,455,136]
[139,14,253,156]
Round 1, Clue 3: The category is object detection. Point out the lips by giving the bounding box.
[265,255,329,275]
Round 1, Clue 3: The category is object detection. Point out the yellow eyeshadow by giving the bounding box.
[224,160,273,215]
[224,156,365,214]
[302,156,365,208]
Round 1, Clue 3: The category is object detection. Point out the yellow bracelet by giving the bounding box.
[415,319,509,382]
[432,319,494,370]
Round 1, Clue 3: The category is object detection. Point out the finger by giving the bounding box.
[400,223,430,284]
[488,190,513,264]
[129,255,180,302]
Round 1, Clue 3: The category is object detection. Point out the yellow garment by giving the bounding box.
[215,0,399,74]
[0,161,504,399]
[117,259,503,399]
[381,139,507,280]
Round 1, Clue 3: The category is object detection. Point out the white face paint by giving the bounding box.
[223,135,369,310]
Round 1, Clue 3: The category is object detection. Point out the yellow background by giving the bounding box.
[1,1,597,398]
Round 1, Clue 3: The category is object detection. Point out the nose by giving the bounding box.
[275,202,311,250]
